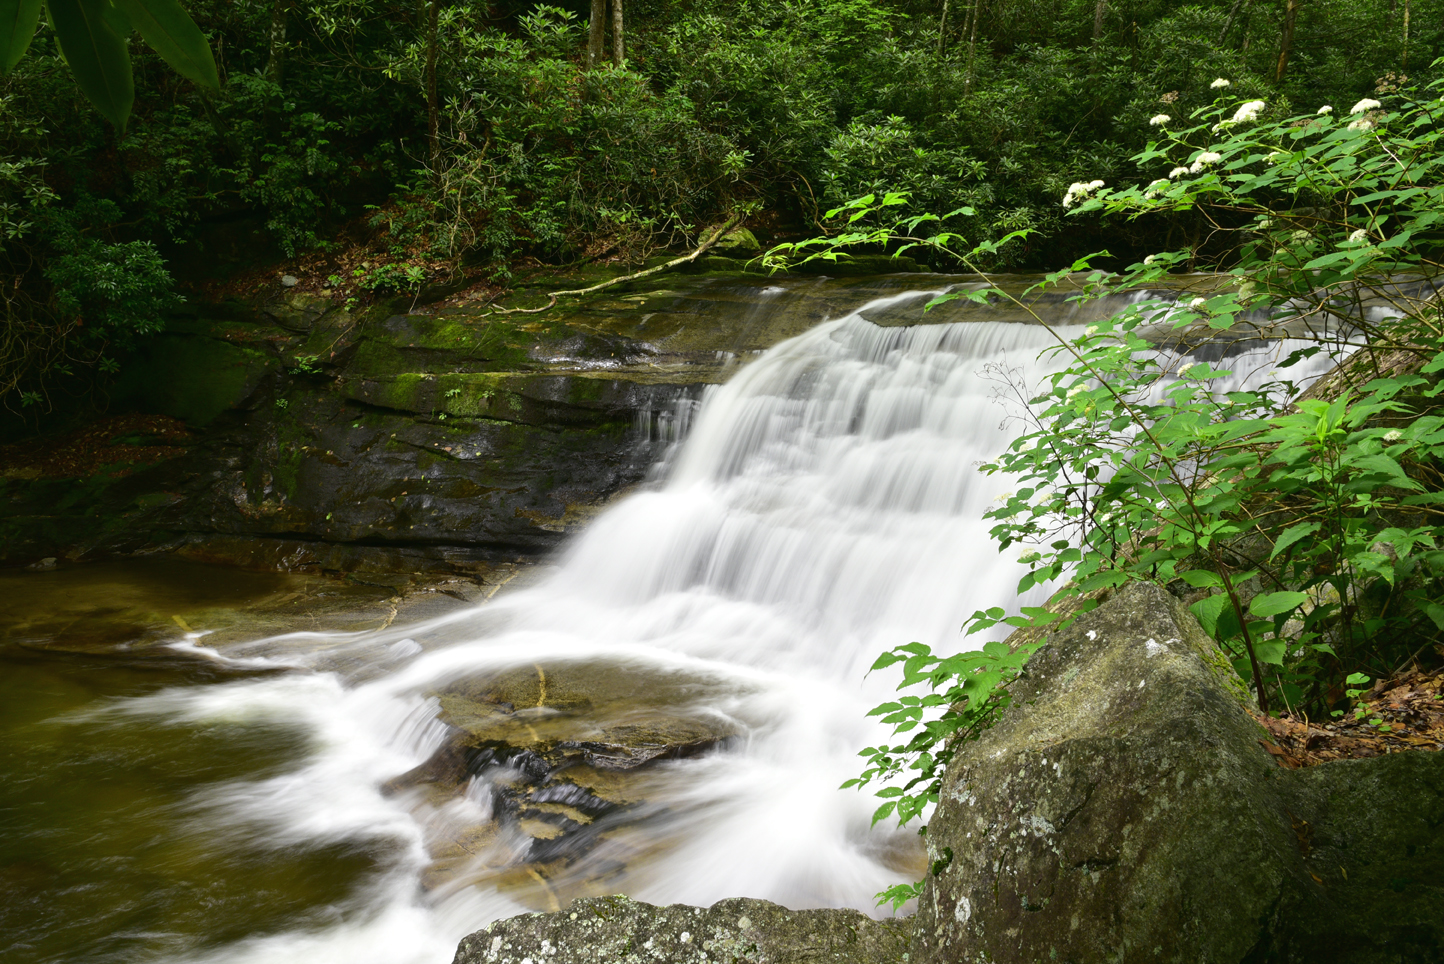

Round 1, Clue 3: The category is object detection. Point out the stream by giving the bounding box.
[0,280,1341,964]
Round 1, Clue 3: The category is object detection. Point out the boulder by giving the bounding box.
[451,895,911,964]
[912,580,1444,964]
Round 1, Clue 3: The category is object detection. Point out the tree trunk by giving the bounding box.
[264,0,292,84]
[1275,0,1299,82]
[1218,0,1245,44]
[938,0,948,54]
[611,0,624,66]
[1402,0,1411,69]
[1092,0,1107,41]
[963,0,981,95]
[425,0,439,173]
[587,0,606,68]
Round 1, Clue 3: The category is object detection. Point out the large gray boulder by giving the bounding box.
[912,580,1444,964]
[451,895,910,964]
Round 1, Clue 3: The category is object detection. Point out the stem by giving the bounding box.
[1218,560,1271,713]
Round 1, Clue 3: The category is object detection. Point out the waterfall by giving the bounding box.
[112,286,1341,964]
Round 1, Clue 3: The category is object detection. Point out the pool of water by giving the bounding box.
[0,561,435,964]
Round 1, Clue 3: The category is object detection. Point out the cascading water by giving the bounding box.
[60,285,1342,964]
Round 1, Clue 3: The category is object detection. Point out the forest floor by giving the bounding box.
[1255,668,1444,766]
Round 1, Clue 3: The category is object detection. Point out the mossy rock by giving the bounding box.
[912,581,1444,964]
[112,334,278,426]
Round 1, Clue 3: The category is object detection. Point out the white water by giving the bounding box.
[113,287,1342,964]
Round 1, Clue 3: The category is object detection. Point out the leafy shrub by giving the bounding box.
[776,66,1444,906]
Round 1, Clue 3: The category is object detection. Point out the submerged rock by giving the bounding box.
[451,895,911,964]
[385,661,751,900]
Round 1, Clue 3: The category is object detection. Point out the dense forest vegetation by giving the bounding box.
[0,0,1435,410]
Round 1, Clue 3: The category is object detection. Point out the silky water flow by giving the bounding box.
[75,287,1342,964]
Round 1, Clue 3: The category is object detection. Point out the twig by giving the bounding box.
[485,215,744,316]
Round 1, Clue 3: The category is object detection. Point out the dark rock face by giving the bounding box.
[912,581,1444,964]
[451,895,911,964]
[3,272,953,571]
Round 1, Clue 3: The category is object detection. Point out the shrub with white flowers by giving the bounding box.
[774,70,1444,882]
[1231,100,1266,124]
[1188,151,1223,173]
[1061,179,1105,209]
[766,71,1444,720]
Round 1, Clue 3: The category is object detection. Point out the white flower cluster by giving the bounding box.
[1067,384,1088,400]
[1187,297,1207,309]
[1150,113,1171,126]
[1347,228,1368,242]
[1063,179,1105,208]
[1348,118,1374,131]
[1189,151,1223,173]
[1384,429,1404,442]
[1145,177,1170,198]
[1169,166,1190,178]
[1211,78,1231,89]
[1351,98,1382,114]
[1177,361,1198,376]
[1317,105,1333,115]
[1231,100,1266,123]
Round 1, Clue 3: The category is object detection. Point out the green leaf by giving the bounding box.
[1177,569,1223,589]
[1255,638,1287,667]
[0,0,42,73]
[1270,521,1320,561]
[111,0,218,88]
[48,0,134,129]
[1249,591,1309,619]
[1190,593,1228,637]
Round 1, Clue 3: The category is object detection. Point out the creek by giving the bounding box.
[0,279,1340,964]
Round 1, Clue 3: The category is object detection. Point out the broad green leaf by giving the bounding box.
[1420,600,1444,631]
[1249,591,1309,619]
[48,0,133,129]
[1269,521,1320,561]
[1176,569,1223,589]
[0,0,42,73]
[1255,638,1287,667]
[1190,593,1227,638]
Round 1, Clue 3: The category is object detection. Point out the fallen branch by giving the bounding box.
[486,215,744,315]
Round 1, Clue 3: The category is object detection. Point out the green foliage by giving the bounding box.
[844,635,1042,907]
[2,0,216,129]
[785,74,1444,718]
[777,65,1444,908]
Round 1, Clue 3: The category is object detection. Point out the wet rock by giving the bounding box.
[452,895,911,964]
[912,581,1444,964]
[709,226,761,256]
[438,661,744,768]
[386,662,749,898]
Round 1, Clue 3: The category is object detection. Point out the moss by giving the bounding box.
[270,413,312,500]
[112,334,278,426]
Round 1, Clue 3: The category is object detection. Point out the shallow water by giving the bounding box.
[1,283,1343,964]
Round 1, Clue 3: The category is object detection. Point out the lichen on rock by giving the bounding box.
[451,895,911,964]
